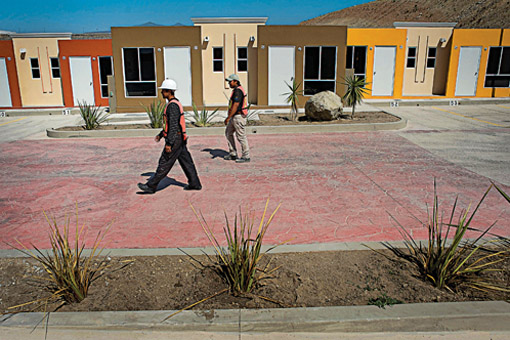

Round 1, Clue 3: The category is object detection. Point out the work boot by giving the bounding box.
[137,183,156,194]
[224,154,237,160]
[183,184,202,191]
[235,157,251,163]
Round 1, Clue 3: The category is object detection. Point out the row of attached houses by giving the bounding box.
[0,18,509,113]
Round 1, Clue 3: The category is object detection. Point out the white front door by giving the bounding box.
[164,47,192,106]
[268,46,295,105]
[70,57,95,106]
[0,58,12,107]
[455,47,482,96]
[372,46,396,96]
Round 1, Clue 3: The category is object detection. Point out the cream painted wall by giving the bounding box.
[196,23,260,106]
[399,27,453,96]
[12,37,69,107]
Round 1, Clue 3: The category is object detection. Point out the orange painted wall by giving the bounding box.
[0,40,22,108]
[445,29,505,98]
[58,39,112,107]
[494,29,510,97]
[347,29,407,99]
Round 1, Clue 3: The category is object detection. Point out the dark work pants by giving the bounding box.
[147,137,201,190]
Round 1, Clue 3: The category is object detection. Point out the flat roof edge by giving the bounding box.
[10,32,73,38]
[393,22,457,28]
[191,17,268,24]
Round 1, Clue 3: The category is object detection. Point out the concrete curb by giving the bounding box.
[1,301,509,333]
[45,113,407,138]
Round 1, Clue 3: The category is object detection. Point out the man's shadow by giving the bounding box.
[202,148,229,159]
[136,172,186,194]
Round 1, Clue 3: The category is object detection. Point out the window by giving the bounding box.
[485,46,510,88]
[50,57,60,78]
[346,46,367,80]
[427,47,436,68]
[123,47,156,97]
[30,58,40,79]
[407,47,417,68]
[304,46,337,95]
[99,56,113,98]
[213,47,223,72]
[237,47,248,72]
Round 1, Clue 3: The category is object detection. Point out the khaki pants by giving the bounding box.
[225,114,250,158]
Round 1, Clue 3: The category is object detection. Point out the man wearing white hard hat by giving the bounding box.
[138,79,202,194]
[224,74,250,163]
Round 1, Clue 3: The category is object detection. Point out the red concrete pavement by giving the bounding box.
[1,132,509,250]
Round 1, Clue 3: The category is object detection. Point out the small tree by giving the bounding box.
[342,75,370,119]
[283,79,303,122]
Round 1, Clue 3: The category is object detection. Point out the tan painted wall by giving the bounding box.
[257,26,347,107]
[111,26,203,113]
[196,23,260,106]
[12,37,69,107]
[399,27,454,96]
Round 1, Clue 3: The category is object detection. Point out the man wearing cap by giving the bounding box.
[138,79,202,194]
[224,74,250,163]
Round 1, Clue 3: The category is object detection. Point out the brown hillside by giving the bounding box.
[301,0,510,28]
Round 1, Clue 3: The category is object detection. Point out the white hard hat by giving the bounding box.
[158,79,178,90]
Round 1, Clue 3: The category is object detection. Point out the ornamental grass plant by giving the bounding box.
[78,101,109,130]
[342,75,370,119]
[379,181,509,293]
[187,102,219,127]
[142,100,165,128]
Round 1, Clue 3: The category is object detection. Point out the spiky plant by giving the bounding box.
[342,75,370,119]
[186,102,219,127]
[142,100,165,128]
[283,79,303,122]
[78,101,109,130]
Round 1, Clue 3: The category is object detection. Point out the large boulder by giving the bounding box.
[304,91,343,121]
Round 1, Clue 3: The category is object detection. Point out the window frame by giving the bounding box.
[212,47,224,73]
[122,47,157,98]
[426,47,437,69]
[50,57,60,78]
[237,46,248,72]
[98,56,114,98]
[484,46,510,88]
[346,45,367,80]
[30,58,40,79]
[303,45,338,96]
[406,47,417,68]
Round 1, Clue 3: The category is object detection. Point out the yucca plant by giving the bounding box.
[9,209,114,311]
[191,199,281,294]
[245,103,260,124]
[78,101,109,130]
[283,79,303,122]
[342,75,370,119]
[186,102,219,127]
[380,181,509,293]
[142,100,165,128]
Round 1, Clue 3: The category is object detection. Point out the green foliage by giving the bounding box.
[368,293,403,309]
[10,208,114,310]
[245,103,260,124]
[142,100,165,128]
[283,79,303,122]
[78,101,109,130]
[187,102,219,127]
[341,75,370,119]
[380,181,509,293]
[191,199,281,294]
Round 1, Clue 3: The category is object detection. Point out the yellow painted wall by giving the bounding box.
[494,29,510,97]
[347,29,407,99]
[399,27,454,96]
[445,29,502,98]
[195,23,261,106]
[12,37,69,107]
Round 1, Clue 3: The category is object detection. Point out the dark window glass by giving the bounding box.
[353,46,366,74]
[30,58,39,68]
[213,60,223,72]
[52,68,60,78]
[500,47,510,74]
[238,47,247,59]
[407,58,415,68]
[484,75,510,87]
[123,48,139,81]
[101,85,108,98]
[486,47,501,74]
[408,47,416,57]
[320,47,336,80]
[304,80,335,95]
[304,47,320,79]
[30,58,40,79]
[428,47,436,57]
[99,56,113,84]
[139,48,155,81]
[427,58,436,68]
[213,47,223,60]
[126,82,156,97]
[346,46,353,68]
[50,58,60,78]
[50,58,59,68]
[238,60,247,72]
[32,69,40,79]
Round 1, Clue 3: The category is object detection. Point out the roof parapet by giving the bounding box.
[191,17,268,25]
[393,22,457,28]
